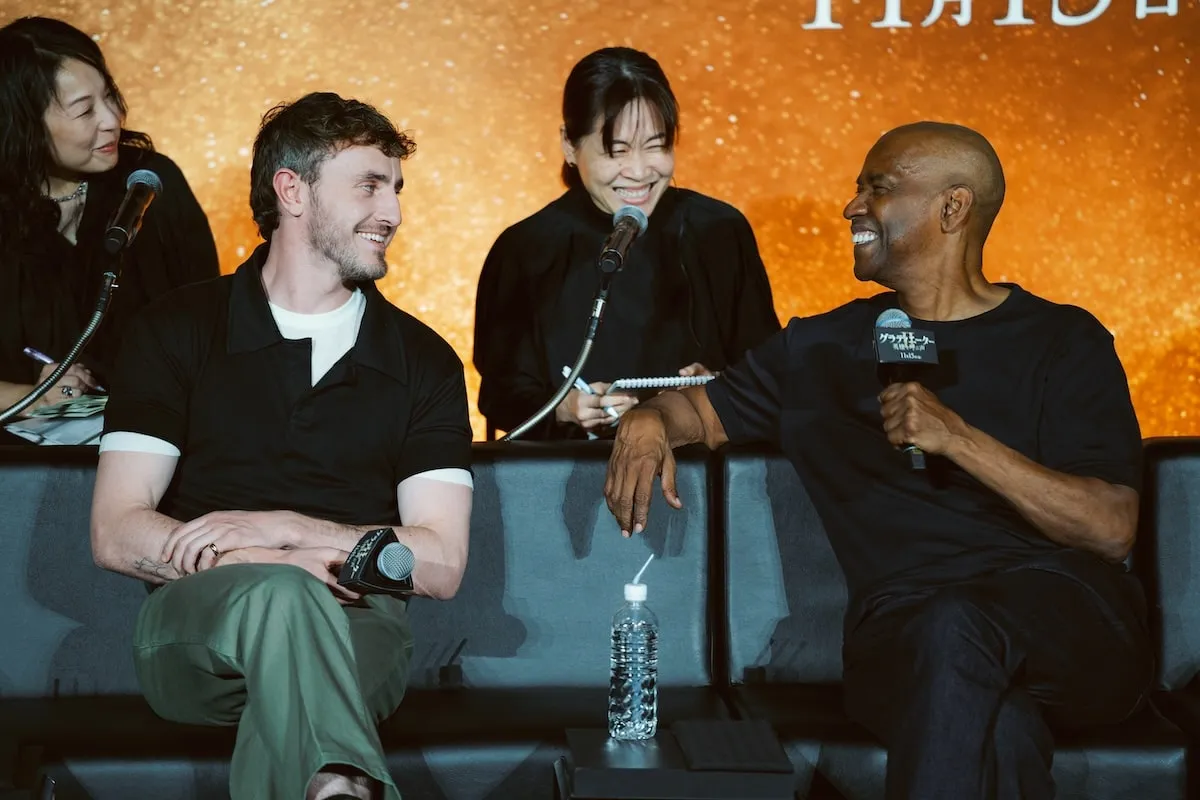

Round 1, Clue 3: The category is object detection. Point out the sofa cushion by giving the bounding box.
[1136,438,1200,691]
[722,448,846,686]
[21,688,728,800]
[408,443,715,691]
[731,685,1188,800]
[1,443,715,699]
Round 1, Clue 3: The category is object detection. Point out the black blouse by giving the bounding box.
[474,185,781,439]
[0,145,220,387]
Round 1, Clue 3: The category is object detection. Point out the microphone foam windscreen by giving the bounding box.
[126,169,164,194]
[875,308,911,329]
[613,204,649,235]
[378,542,416,580]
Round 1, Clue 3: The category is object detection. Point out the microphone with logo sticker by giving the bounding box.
[337,528,415,596]
[874,308,940,470]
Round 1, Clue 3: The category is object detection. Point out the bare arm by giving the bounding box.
[945,426,1137,562]
[161,475,473,600]
[0,381,36,415]
[605,386,729,536]
[91,450,186,583]
[282,476,472,600]
[93,451,360,594]
[881,382,1138,562]
[652,386,730,451]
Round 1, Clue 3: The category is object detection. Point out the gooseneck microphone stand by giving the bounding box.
[0,169,161,427]
[0,259,122,426]
[501,204,647,442]
[501,268,615,442]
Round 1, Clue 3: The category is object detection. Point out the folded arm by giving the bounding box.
[278,474,473,600]
[91,450,187,583]
[157,472,473,600]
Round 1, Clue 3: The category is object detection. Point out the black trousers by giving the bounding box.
[842,561,1152,800]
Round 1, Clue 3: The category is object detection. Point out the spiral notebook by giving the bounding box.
[608,375,716,392]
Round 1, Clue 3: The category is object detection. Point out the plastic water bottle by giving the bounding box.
[608,581,659,740]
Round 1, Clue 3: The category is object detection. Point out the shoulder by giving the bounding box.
[134,273,232,338]
[671,188,750,227]
[118,146,191,188]
[668,189,759,245]
[374,296,464,376]
[489,192,580,251]
[1011,286,1114,346]
[784,295,883,338]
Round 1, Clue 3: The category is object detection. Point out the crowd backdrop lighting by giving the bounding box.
[12,0,1197,438]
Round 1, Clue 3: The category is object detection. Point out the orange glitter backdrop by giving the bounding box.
[13,0,1198,439]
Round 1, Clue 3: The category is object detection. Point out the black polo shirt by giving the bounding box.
[103,245,472,526]
[706,285,1142,627]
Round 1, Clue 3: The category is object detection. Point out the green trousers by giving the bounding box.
[132,563,412,800]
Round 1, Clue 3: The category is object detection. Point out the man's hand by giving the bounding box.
[162,510,302,576]
[217,546,362,605]
[604,407,683,537]
[878,382,971,456]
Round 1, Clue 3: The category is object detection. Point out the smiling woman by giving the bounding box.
[0,16,219,424]
[473,46,782,440]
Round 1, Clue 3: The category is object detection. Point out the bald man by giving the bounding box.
[603,122,1151,799]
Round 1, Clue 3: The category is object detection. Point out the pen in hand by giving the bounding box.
[23,346,105,393]
[561,366,620,420]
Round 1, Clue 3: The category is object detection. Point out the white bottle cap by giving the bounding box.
[624,582,647,602]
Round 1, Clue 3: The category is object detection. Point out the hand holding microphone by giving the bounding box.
[873,309,944,470]
[878,381,969,470]
[338,528,416,597]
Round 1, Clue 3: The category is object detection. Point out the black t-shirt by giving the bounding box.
[103,246,472,526]
[707,285,1142,622]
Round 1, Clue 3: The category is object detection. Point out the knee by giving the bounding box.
[905,590,1004,673]
[231,564,342,620]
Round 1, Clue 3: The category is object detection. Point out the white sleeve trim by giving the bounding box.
[402,468,474,489]
[98,432,182,457]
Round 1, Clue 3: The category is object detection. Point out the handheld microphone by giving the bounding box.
[338,528,416,596]
[874,308,939,470]
[597,205,649,274]
[103,169,163,255]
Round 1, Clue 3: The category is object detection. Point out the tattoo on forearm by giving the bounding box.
[133,557,175,580]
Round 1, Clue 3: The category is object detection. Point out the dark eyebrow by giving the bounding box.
[356,170,390,184]
[857,171,895,188]
[63,92,94,110]
[611,132,667,147]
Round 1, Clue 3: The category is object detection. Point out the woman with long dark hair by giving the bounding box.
[473,47,780,440]
[0,16,218,417]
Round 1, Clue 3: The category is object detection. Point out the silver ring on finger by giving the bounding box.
[61,386,75,398]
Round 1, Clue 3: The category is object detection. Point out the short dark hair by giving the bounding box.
[560,47,679,188]
[0,17,151,248]
[249,92,416,240]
